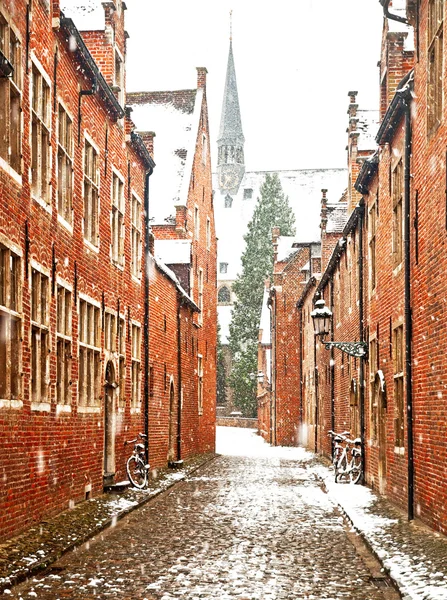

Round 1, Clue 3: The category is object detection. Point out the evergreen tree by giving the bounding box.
[216,323,227,405]
[228,173,296,416]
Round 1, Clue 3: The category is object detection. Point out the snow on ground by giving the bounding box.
[217,427,447,600]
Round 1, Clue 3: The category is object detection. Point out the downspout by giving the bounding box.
[313,323,318,453]
[404,98,414,521]
[358,200,366,479]
[272,293,277,446]
[78,77,97,145]
[380,0,409,24]
[298,303,304,439]
[143,166,154,465]
[176,295,183,464]
[330,280,335,436]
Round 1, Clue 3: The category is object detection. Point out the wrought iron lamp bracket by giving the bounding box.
[323,341,368,358]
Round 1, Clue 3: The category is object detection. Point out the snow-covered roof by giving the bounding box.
[214,168,347,283]
[276,236,298,263]
[128,88,201,225]
[387,0,414,52]
[155,239,191,265]
[357,110,380,152]
[218,304,233,345]
[326,202,348,234]
[259,287,271,345]
[60,0,106,30]
[154,257,197,310]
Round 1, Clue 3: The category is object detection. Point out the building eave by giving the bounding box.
[296,276,317,309]
[375,70,414,145]
[60,15,125,120]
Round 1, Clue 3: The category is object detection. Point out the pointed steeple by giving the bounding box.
[217,18,245,195]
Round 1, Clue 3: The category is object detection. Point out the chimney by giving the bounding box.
[320,189,328,233]
[138,131,156,159]
[272,226,280,263]
[196,67,208,90]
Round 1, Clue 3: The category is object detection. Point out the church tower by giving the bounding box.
[217,23,245,195]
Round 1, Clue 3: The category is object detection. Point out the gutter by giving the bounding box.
[60,15,125,120]
[379,0,409,24]
[358,200,366,480]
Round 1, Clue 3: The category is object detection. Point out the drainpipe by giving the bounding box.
[176,295,183,463]
[404,97,414,521]
[272,292,277,446]
[313,324,318,454]
[358,200,366,479]
[143,166,154,465]
[330,280,335,436]
[380,0,409,24]
[78,77,97,144]
[298,303,304,438]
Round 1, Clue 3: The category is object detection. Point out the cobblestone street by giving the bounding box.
[9,429,399,600]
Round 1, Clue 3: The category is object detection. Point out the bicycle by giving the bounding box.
[328,430,362,484]
[125,433,150,489]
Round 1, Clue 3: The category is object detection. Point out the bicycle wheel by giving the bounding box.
[349,451,363,485]
[335,454,349,483]
[126,456,147,489]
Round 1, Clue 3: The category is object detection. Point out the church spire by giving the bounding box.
[217,13,245,194]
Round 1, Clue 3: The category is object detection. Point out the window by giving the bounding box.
[194,205,200,239]
[218,286,231,304]
[393,324,404,448]
[57,104,73,224]
[224,194,233,208]
[392,159,403,267]
[31,65,50,203]
[198,268,203,325]
[428,0,444,134]
[111,172,125,265]
[84,139,99,245]
[198,355,203,415]
[369,199,377,290]
[104,311,117,353]
[118,316,125,409]
[369,338,378,443]
[206,217,211,250]
[56,285,72,405]
[0,15,21,173]
[78,298,101,407]
[31,269,49,404]
[131,193,142,277]
[219,262,228,274]
[131,324,141,410]
[243,188,253,200]
[0,246,21,401]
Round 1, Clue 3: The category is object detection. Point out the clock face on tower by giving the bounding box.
[218,164,242,191]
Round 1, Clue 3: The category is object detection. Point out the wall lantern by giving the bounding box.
[257,371,264,383]
[311,298,368,358]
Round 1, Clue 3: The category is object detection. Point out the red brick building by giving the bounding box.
[264,0,447,537]
[0,0,216,542]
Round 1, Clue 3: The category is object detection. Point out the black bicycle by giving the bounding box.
[125,433,149,489]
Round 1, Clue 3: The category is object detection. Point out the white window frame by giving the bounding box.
[78,294,101,412]
[198,354,203,416]
[56,280,72,411]
[30,56,52,209]
[83,133,100,249]
[111,168,125,267]
[131,321,141,412]
[0,240,22,409]
[30,262,50,411]
[131,190,142,279]
[57,100,74,229]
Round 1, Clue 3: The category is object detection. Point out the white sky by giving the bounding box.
[125,0,384,172]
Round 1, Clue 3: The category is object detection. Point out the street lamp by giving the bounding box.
[311,298,367,358]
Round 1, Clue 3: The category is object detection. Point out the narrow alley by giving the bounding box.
[9,428,399,600]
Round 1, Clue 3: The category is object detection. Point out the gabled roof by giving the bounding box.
[60,0,106,30]
[356,110,380,152]
[155,239,191,265]
[326,202,348,234]
[127,88,202,225]
[218,41,245,147]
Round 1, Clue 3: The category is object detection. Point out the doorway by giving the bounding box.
[104,360,117,483]
[374,371,387,494]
